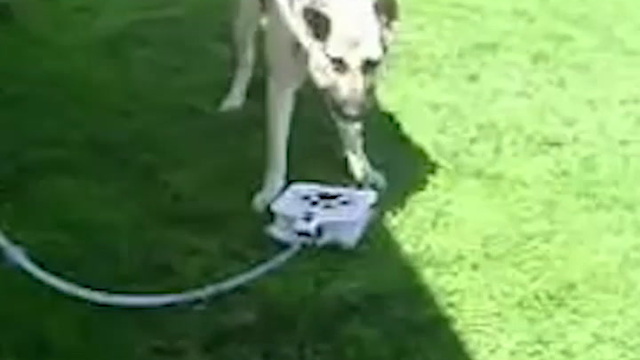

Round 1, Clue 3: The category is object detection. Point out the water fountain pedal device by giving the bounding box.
[267,182,378,249]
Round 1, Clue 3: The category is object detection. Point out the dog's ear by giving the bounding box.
[374,0,398,46]
[303,7,332,42]
[375,0,399,26]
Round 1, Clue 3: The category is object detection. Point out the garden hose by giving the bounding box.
[0,229,302,308]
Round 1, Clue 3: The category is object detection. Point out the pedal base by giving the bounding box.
[267,182,378,249]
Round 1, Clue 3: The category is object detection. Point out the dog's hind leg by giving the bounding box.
[336,121,387,190]
[219,0,262,112]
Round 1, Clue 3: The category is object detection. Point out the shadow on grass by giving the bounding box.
[0,1,471,359]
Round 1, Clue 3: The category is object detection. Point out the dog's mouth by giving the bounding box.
[324,95,370,123]
[329,104,362,122]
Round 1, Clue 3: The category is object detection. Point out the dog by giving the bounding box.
[218,0,399,212]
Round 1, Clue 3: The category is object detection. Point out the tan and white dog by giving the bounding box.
[218,0,399,212]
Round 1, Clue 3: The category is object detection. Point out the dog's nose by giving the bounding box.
[342,105,362,118]
[326,94,369,121]
[338,98,370,120]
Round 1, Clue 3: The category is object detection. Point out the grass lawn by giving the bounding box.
[1,0,639,359]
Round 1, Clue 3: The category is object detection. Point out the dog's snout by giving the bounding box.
[336,75,370,117]
[320,53,380,121]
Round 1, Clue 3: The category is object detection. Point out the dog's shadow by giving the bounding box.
[0,1,471,359]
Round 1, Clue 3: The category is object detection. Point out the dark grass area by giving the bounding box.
[0,1,468,359]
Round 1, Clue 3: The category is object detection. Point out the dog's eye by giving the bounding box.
[362,59,380,73]
[330,57,348,74]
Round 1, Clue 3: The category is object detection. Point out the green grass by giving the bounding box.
[0,0,639,359]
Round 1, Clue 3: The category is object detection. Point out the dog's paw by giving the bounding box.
[347,154,387,191]
[251,183,285,213]
[218,94,246,112]
[363,168,387,191]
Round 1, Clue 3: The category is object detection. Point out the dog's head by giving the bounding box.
[299,0,398,122]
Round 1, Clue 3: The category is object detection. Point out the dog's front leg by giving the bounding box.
[252,5,306,212]
[251,77,298,212]
[336,121,387,190]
